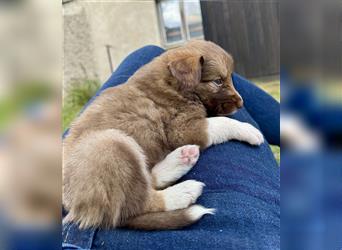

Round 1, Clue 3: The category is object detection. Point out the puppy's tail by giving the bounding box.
[123,205,215,230]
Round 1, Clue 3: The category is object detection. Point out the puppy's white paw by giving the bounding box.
[179,145,200,166]
[163,180,205,211]
[152,145,200,189]
[241,123,264,146]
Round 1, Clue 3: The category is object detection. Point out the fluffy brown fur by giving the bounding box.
[63,40,243,230]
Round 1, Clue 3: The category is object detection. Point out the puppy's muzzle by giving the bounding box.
[236,97,243,109]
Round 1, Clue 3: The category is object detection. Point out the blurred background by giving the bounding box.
[0,0,61,249]
[281,1,342,250]
[0,0,341,249]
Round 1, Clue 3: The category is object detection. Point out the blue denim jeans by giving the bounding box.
[63,45,280,250]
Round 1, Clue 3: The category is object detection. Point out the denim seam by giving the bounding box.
[63,223,96,249]
[87,228,97,249]
[63,222,72,243]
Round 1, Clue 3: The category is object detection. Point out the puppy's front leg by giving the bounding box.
[206,117,264,147]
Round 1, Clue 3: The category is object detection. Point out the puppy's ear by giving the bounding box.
[168,55,204,89]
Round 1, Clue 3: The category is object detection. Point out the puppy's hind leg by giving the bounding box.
[63,129,151,229]
[127,180,213,230]
[152,145,200,189]
[123,145,214,230]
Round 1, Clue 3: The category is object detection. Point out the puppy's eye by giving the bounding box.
[213,79,223,86]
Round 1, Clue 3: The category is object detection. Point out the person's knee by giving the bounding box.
[106,44,165,87]
[139,45,165,53]
[132,45,165,60]
[116,45,165,71]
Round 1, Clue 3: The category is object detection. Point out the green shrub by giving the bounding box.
[63,79,100,130]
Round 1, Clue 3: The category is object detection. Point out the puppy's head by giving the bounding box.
[167,40,243,116]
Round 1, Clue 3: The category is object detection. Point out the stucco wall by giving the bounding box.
[63,0,161,93]
[64,3,98,93]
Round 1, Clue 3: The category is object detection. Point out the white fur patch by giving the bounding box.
[152,145,200,189]
[187,205,216,221]
[206,117,264,146]
[162,180,204,211]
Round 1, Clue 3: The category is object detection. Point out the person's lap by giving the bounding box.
[62,45,280,250]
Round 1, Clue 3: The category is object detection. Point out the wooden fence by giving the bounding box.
[200,0,280,78]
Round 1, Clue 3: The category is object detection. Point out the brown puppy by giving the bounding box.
[63,40,264,230]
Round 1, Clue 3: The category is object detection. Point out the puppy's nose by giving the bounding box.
[236,97,243,108]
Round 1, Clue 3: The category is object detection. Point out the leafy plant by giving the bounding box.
[63,79,100,130]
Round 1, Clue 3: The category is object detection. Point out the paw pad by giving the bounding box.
[180,145,200,165]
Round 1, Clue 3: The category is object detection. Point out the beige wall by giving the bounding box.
[63,0,161,93]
